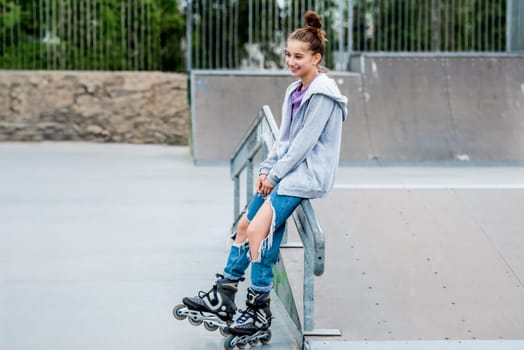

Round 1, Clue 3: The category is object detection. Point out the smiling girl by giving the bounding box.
[178,10,348,341]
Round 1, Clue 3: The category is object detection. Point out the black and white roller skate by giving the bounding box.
[223,288,272,349]
[173,274,241,336]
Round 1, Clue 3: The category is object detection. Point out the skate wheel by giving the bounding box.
[248,339,259,347]
[219,327,229,337]
[188,315,203,326]
[172,304,187,320]
[224,335,235,350]
[204,321,219,332]
[260,329,272,345]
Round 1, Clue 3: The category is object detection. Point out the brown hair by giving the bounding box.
[288,11,327,70]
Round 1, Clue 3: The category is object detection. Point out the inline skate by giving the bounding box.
[173,274,241,336]
[223,288,272,349]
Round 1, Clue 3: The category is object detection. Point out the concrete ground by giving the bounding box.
[2,142,524,350]
[0,142,299,350]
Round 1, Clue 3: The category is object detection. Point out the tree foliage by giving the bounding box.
[352,0,506,52]
[0,0,185,71]
[188,0,286,69]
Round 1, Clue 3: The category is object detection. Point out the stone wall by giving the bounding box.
[0,71,189,145]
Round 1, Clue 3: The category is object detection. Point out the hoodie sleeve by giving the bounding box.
[258,81,299,176]
[267,94,339,185]
[258,141,279,175]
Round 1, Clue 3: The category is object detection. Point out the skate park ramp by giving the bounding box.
[0,142,300,350]
[190,71,362,164]
[347,54,524,162]
[281,166,524,350]
[191,55,524,164]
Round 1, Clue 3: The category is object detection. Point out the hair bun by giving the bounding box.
[304,10,321,29]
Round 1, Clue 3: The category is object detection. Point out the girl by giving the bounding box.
[180,10,348,337]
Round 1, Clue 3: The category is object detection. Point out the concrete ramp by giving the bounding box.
[352,55,524,162]
[280,166,524,349]
[190,71,363,163]
[446,57,524,160]
[191,56,524,163]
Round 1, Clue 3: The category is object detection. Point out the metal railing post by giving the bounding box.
[246,159,254,205]
[233,175,240,223]
[303,256,315,332]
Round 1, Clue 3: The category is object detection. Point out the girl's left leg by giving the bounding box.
[245,200,273,262]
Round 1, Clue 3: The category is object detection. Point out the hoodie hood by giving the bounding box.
[287,73,348,121]
[278,73,348,145]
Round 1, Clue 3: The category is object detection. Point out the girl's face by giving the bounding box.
[285,39,321,80]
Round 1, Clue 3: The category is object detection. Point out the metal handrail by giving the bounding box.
[230,105,279,218]
[229,105,339,338]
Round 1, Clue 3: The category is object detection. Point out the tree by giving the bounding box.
[158,0,185,71]
[0,0,186,71]
[188,0,286,69]
[352,0,506,52]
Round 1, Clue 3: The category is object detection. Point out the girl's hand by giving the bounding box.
[256,174,267,193]
[256,174,275,195]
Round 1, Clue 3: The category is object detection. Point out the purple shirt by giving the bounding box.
[290,75,319,120]
[290,85,308,120]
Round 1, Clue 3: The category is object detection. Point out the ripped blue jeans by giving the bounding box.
[223,184,303,292]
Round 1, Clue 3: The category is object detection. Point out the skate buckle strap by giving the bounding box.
[236,308,255,323]
[196,273,239,302]
[198,288,214,301]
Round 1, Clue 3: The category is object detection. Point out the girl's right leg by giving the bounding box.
[222,215,251,281]
[223,192,266,281]
[180,193,266,321]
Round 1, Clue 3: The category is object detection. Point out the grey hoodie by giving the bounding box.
[259,73,348,198]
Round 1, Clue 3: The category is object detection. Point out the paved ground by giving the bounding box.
[0,142,299,350]
[2,142,524,350]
